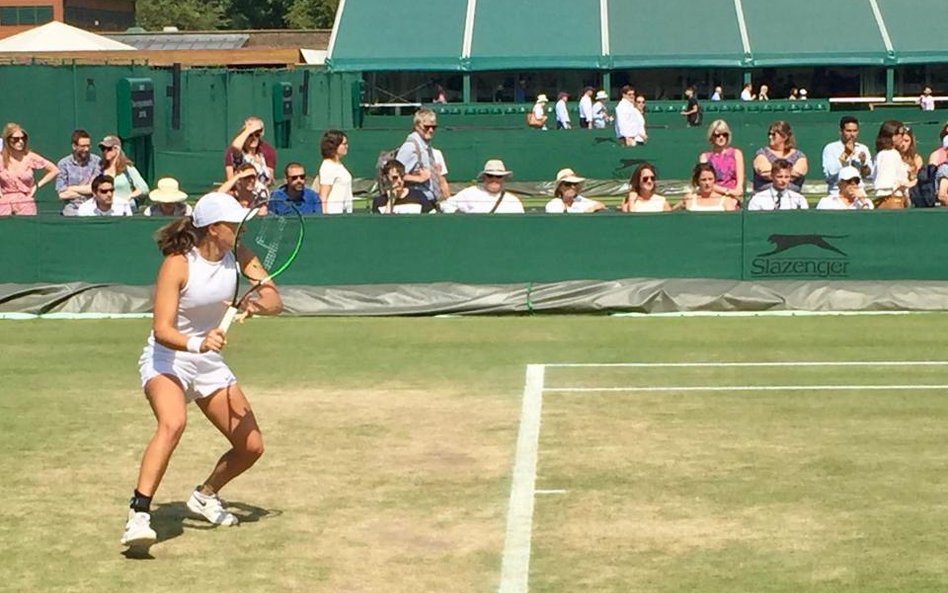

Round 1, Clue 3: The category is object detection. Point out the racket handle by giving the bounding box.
[218,306,240,333]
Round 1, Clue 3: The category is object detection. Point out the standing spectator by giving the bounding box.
[514,79,527,103]
[433,84,447,104]
[678,163,739,211]
[143,177,192,217]
[710,86,723,101]
[373,160,435,214]
[758,85,770,101]
[615,85,645,146]
[920,86,936,111]
[680,87,702,127]
[0,122,58,216]
[318,129,353,214]
[554,92,571,130]
[529,94,549,130]
[396,108,449,204]
[545,168,605,213]
[816,167,873,210]
[56,129,101,216]
[872,120,910,208]
[699,119,745,202]
[928,124,948,166]
[99,135,149,211]
[77,174,133,216]
[592,90,611,129]
[225,116,276,185]
[740,83,756,101]
[821,116,873,197]
[621,163,669,212]
[747,159,808,210]
[578,87,594,128]
[752,121,808,193]
[270,162,322,215]
[440,159,524,214]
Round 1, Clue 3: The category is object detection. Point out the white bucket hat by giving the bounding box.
[555,168,586,187]
[192,192,254,227]
[536,94,549,103]
[149,177,188,203]
[595,90,609,101]
[480,159,513,177]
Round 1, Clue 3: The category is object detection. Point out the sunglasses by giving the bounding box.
[8,134,26,142]
[288,174,306,181]
[641,175,655,181]
[768,131,784,137]
[99,145,117,151]
[713,132,729,138]
[387,174,403,181]
[483,174,504,180]
[422,125,438,131]
[97,187,114,193]
[249,132,262,139]
[561,181,579,188]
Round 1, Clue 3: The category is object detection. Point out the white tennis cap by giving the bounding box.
[192,192,253,227]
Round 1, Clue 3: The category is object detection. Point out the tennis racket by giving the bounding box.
[218,196,305,333]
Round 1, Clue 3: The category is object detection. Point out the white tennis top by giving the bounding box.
[174,248,238,337]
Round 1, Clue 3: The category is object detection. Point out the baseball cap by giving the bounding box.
[838,166,861,182]
[192,192,254,227]
[98,135,121,150]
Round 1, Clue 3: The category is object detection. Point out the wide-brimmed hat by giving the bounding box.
[150,177,188,203]
[192,192,254,228]
[595,90,609,101]
[838,166,861,182]
[98,135,121,150]
[536,94,549,103]
[480,159,512,177]
[555,168,586,187]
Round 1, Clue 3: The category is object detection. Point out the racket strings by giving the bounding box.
[252,216,288,271]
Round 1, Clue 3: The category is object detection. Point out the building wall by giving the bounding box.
[0,0,62,38]
[0,0,132,38]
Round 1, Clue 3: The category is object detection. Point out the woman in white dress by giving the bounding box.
[317,129,353,214]
[621,163,670,212]
[679,163,739,212]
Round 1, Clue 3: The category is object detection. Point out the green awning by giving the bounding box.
[609,0,748,68]
[468,0,603,70]
[878,0,948,65]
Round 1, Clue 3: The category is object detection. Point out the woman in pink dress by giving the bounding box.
[698,119,745,204]
[0,123,58,216]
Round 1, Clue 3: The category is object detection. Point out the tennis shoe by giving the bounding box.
[121,509,157,548]
[186,488,239,526]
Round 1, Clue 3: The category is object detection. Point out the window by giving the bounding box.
[0,5,54,26]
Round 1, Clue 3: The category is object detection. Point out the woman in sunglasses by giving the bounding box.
[99,135,149,211]
[226,117,274,195]
[872,120,911,208]
[0,122,58,216]
[752,120,808,193]
[698,119,745,204]
[621,163,669,212]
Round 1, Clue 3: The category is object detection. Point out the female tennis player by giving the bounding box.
[121,192,282,549]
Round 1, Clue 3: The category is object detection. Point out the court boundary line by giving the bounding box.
[498,360,948,593]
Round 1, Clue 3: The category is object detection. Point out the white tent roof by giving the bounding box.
[0,21,137,52]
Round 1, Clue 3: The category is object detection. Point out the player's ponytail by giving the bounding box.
[154,215,204,255]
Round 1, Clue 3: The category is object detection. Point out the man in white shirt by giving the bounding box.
[578,87,594,128]
[740,83,755,101]
[554,92,571,130]
[816,167,873,210]
[747,159,808,210]
[76,174,134,216]
[821,115,873,197]
[614,85,644,146]
[440,159,524,214]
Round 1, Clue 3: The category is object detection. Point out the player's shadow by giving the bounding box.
[121,500,281,560]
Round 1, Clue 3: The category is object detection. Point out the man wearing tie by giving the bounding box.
[747,159,809,210]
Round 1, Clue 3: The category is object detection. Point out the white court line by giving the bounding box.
[545,361,948,368]
[498,364,545,593]
[545,385,948,393]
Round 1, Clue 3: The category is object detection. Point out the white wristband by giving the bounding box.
[186,336,204,354]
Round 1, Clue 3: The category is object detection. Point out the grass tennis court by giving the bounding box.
[3,314,948,592]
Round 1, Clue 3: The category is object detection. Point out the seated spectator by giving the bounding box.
[899,126,924,197]
[621,163,669,212]
[555,92,571,130]
[699,119,745,202]
[678,163,739,211]
[372,160,435,214]
[225,116,275,186]
[788,87,800,101]
[710,86,723,101]
[529,94,549,130]
[920,86,936,111]
[592,90,611,129]
[929,128,948,167]
[747,159,808,210]
[143,177,192,217]
[937,164,948,206]
[440,159,524,214]
[270,162,321,215]
[872,120,910,208]
[752,121,808,193]
[758,84,770,101]
[816,167,873,210]
[0,122,58,216]
[99,135,148,210]
[56,129,101,216]
[821,116,873,197]
[77,174,133,216]
[740,83,756,101]
[318,129,354,214]
[219,163,267,212]
[799,89,809,100]
[545,168,605,213]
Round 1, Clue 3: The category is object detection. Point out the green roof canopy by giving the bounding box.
[326,0,948,71]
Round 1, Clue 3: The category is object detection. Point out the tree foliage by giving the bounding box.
[135,0,338,31]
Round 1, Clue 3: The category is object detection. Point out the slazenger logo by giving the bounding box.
[750,234,850,278]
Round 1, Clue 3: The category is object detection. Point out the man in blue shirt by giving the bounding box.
[270,162,322,215]
[56,129,101,216]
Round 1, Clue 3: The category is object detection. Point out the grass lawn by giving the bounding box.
[2,314,948,592]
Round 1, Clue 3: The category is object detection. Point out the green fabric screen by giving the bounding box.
[878,0,948,65]
[609,0,747,68]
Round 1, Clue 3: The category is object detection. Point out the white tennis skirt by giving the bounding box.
[139,341,236,403]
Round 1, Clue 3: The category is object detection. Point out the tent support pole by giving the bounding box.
[463,74,471,103]
[602,72,611,95]
[885,68,894,103]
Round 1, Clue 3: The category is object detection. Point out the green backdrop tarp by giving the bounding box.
[877,0,948,65]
